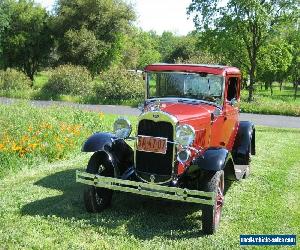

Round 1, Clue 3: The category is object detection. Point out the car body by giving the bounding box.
[76,64,255,234]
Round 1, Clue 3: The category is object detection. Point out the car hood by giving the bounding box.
[146,101,216,123]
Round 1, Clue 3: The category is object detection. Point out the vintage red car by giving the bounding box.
[76,64,255,234]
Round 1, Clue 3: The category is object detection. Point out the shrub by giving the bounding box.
[95,66,144,101]
[43,65,93,96]
[0,68,32,90]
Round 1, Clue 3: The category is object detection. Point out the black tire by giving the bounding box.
[202,170,225,234]
[83,152,114,213]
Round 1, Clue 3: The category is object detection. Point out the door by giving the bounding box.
[222,76,240,150]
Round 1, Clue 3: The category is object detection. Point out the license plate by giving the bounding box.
[137,135,167,154]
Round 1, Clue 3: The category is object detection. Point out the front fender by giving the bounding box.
[82,132,116,152]
[82,132,134,177]
[194,148,231,171]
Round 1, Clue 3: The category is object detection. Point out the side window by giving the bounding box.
[226,77,238,101]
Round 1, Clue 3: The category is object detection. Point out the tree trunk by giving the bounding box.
[279,81,283,91]
[264,82,268,90]
[242,78,247,90]
[248,71,255,102]
[295,83,298,100]
[248,64,256,102]
[270,82,273,96]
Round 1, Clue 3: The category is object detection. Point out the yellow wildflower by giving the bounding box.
[21,135,29,142]
[98,112,105,120]
[28,143,38,150]
[11,143,22,152]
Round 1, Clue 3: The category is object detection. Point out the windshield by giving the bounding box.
[147,72,224,104]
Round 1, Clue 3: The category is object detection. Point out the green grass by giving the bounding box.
[241,82,300,116]
[33,71,50,89]
[0,126,299,249]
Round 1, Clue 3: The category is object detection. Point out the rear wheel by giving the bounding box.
[83,152,114,213]
[202,170,224,234]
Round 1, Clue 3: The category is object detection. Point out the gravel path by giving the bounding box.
[1,97,299,129]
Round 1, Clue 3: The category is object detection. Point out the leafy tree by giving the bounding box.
[257,40,293,94]
[58,28,105,76]
[54,0,135,73]
[136,31,161,68]
[175,50,225,65]
[188,0,299,101]
[0,0,53,80]
[286,19,300,99]
[121,29,161,69]
[165,35,197,63]
[0,1,10,68]
[158,31,178,62]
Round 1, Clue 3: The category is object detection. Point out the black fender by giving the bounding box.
[82,132,134,177]
[82,132,116,152]
[188,148,236,181]
[232,121,255,165]
[194,148,232,171]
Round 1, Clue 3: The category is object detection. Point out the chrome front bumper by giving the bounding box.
[76,171,215,205]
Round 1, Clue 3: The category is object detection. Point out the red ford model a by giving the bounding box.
[76,64,256,234]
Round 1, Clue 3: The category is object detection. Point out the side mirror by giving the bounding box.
[211,107,222,122]
[230,98,238,107]
[138,103,144,112]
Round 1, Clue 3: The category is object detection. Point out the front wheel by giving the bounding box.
[202,170,225,234]
[83,152,113,213]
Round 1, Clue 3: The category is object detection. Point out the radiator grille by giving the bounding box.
[135,119,174,180]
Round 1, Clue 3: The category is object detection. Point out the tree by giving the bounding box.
[257,40,293,94]
[158,31,178,62]
[58,28,105,76]
[0,1,10,68]
[188,0,299,101]
[286,19,300,99]
[121,29,161,70]
[54,0,135,73]
[165,34,198,63]
[0,0,53,80]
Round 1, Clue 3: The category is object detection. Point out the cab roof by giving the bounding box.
[144,63,240,76]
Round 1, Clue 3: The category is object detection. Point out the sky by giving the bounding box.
[35,0,195,35]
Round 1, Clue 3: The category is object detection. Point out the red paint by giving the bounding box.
[144,64,241,176]
[144,64,240,76]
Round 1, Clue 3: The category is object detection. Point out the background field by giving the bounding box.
[0,104,299,249]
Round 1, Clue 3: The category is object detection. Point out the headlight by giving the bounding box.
[113,117,132,139]
[175,124,195,147]
[177,149,191,163]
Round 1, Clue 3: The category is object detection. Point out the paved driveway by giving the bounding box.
[1,97,300,128]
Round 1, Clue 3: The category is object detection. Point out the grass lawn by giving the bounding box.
[0,126,299,249]
[241,83,300,116]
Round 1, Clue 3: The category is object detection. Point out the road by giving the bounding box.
[1,97,300,129]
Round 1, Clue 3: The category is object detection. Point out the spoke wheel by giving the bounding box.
[214,176,224,227]
[202,170,225,234]
[83,152,114,213]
